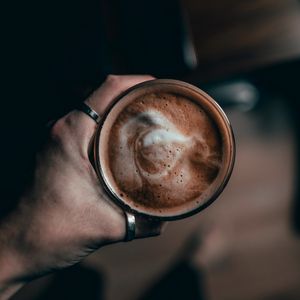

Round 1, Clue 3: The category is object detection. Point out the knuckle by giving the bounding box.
[49,119,65,141]
[49,115,71,142]
[106,74,121,85]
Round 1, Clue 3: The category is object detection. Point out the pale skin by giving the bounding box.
[0,75,165,299]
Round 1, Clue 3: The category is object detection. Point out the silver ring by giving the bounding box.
[77,103,101,124]
[124,211,136,241]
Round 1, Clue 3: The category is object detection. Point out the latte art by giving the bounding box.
[103,92,223,214]
[121,110,190,178]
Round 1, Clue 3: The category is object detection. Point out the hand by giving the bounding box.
[0,75,166,299]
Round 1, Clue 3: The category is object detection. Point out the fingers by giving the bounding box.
[85,74,155,116]
[53,75,155,157]
[78,74,154,145]
[83,75,168,241]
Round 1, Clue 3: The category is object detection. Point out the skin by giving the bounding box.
[0,75,165,299]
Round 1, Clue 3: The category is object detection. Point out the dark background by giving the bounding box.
[2,0,300,299]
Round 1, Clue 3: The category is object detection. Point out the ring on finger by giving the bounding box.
[77,103,101,124]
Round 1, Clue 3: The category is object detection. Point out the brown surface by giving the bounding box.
[12,89,300,300]
[88,95,300,300]
[95,99,300,300]
[183,0,300,81]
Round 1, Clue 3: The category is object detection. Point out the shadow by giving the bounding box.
[139,262,206,300]
[36,265,103,300]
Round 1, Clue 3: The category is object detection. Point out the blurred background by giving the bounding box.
[2,0,300,299]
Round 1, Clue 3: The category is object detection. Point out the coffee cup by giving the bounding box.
[92,79,235,220]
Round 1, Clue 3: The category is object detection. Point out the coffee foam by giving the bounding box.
[100,91,223,216]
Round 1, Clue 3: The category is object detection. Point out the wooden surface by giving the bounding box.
[183,0,300,81]
[13,91,300,300]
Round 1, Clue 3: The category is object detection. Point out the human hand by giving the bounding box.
[0,75,166,299]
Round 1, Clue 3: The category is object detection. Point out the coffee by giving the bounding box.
[94,80,234,219]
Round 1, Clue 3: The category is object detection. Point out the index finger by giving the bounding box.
[85,74,155,116]
[65,74,155,153]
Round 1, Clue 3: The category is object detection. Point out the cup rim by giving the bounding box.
[93,79,235,220]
